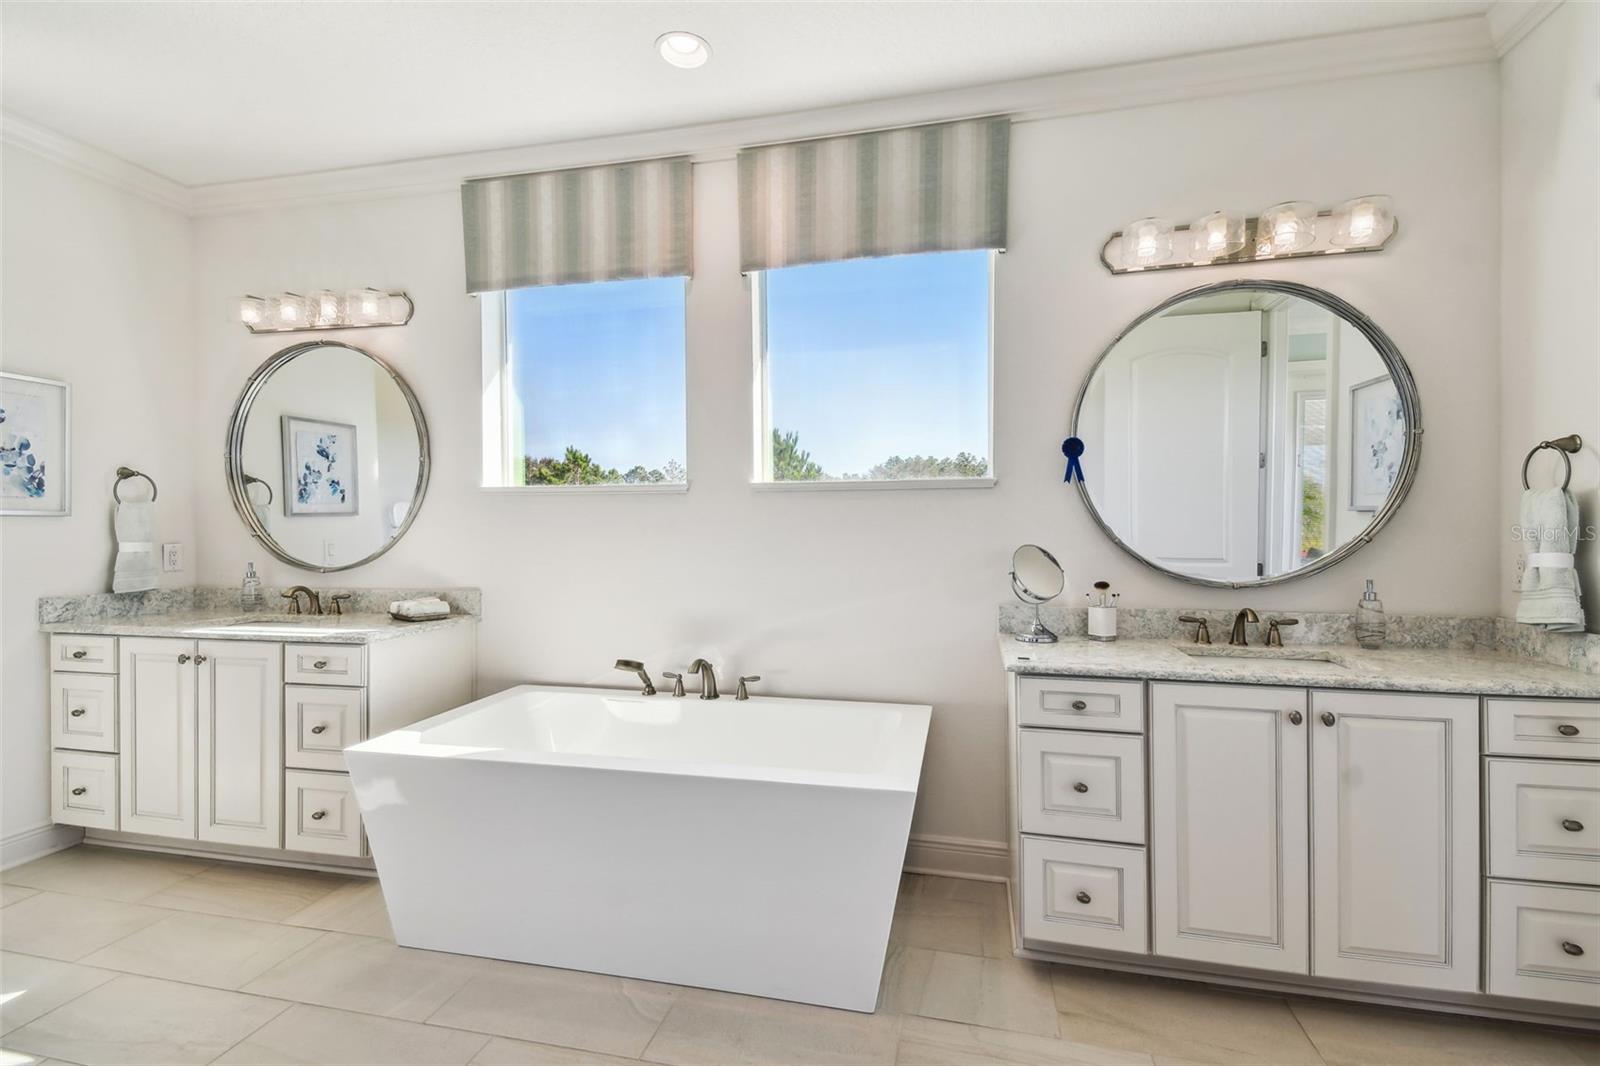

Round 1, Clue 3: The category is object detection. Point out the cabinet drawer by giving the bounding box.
[284,644,365,687]
[1488,759,1600,886]
[50,672,117,753]
[1020,835,1148,955]
[285,686,366,772]
[284,769,364,857]
[51,750,118,830]
[1486,699,1600,760]
[1018,729,1145,844]
[49,634,117,673]
[1017,677,1144,733]
[1486,880,1600,1007]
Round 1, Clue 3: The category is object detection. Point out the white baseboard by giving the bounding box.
[903,833,1010,882]
[1,823,82,870]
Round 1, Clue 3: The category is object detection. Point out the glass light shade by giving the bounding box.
[238,296,267,326]
[1259,201,1318,254]
[1190,210,1247,260]
[1330,194,1394,248]
[1120,217,1174,268]
[310,289,343,327]
[348,288,386,324]
[268,294,309,327]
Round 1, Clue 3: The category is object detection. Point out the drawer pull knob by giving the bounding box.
[1562,941,1584,957]
[177,654,191,664]
[70,649,87,660]
[70,707,86,717]
[1287,710,1304,725]
[313,659,329,670]
[311,809,328,821]
[1072,782,1089,794]
[311,724,328,735]
[71,786,87,796]
[1070,700,1088,711]
[1562,818,1585,833]
[1557,724,1580,737]
[1320,711,1336,727]
[1075,891,1092,905]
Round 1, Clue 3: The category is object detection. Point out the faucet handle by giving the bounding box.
[329,593,352,616]
[663,671,686,697]
[1266,617,1300,647]
[280,590,302,615]
[1178,615,1212,645]
[735,675,761,701]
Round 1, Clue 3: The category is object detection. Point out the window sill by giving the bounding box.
[750,477,997,493]
[480,482,689,495]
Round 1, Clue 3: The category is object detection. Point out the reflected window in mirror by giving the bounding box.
[1073,282,1418,588]
[480,277,687,487]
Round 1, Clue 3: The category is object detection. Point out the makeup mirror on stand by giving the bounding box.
[1011,544,1065,643]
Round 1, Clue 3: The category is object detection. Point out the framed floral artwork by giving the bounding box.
[1349,374,1404,512]
[0,372,71,516]
[281,415,359,515]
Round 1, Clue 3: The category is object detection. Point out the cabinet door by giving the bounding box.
[197,640,283,847]
[1310,690,1479,991]
[1152,683,1309,974]
[119,638,197,839]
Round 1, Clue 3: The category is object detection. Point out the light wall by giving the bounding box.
[0,147,195,855]
[1499,0,1599,632]
[188,63,1501,850]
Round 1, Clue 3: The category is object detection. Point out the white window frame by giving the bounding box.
[748,250,998,491]
[478,288,690,494]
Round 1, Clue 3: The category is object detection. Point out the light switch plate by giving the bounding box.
[161,543,183,572]
[323,539,338,564]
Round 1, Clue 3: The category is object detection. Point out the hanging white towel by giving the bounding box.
[1515,487,1584,632]
[112,500,159,594]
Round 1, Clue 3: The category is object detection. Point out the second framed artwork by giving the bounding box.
[1,371,71,517]
[281,415,359,515]
[1349,374,1405,512]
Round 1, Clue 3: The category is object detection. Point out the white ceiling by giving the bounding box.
[2,1,1490,188]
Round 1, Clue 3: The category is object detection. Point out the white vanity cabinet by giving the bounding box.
[197,640,283,848]
[118,638,199,838]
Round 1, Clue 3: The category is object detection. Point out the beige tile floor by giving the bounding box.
[0,846,1593,1066]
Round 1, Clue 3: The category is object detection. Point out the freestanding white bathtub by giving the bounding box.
[344,684,931,1011]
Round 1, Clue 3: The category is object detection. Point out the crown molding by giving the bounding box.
[1485,0,1563,56]
[1,112,192,213]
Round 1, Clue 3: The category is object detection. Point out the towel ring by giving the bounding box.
[1521,434,1583,490]
[242,474,274,506]
[113,466,158,503]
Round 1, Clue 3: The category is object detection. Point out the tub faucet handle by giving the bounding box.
[662,671,686,698]
[614,659,656,696]
[735,675,761,701]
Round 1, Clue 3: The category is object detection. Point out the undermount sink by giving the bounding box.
[1174,645,1349,670]
[194,618,368,636]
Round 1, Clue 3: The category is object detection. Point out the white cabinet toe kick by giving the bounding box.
[46,624,475,868]
[1008,674,1600,1026]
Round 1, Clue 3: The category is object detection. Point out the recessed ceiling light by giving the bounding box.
[656,31,711,69]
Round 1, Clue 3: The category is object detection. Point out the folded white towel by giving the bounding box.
[112,500,158,594]
[389,596,450,621]
[1515,487,1584,632]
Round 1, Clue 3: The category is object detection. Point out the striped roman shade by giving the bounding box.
[461,156,692,293]
[738,117,1009,273]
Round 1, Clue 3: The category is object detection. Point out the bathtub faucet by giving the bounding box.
[614,659,656,696]
[687,658,720,700]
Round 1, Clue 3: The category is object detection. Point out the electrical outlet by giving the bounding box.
[161,543,183,572]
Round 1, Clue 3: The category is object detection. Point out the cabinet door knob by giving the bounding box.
[1557,723,1580,737]
[1320,711,1336,727]
[311,724,328,735]
[1562,818,1585,833]
[70,786,87,796]
[1287,710,1304,725]
[310,809,328,821]
[1075,891,1091,905]
[1561,940,1584,957]
[312,659,329,670]
[70,649,87,660]
[1073,782,1089,794]
[70,707,86,717]
[177,653,191,664]
[194,653,207,665]
[1070,700,1088,711]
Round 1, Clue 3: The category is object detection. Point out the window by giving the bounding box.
[481,277,687,488]
[753,250,993,485]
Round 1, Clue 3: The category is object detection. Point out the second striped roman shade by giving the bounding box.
[737,117,1010,273]
[461,156,692,293]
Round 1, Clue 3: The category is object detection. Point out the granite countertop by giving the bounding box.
[999,636,1600,699]
[42,610,476,645]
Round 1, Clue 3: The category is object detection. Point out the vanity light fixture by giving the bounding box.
[656,30,711,69]
[1100,196,1397,275]
[239,289,414,334]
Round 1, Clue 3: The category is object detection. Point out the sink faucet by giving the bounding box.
[281,586,322,615]
[687,658,720,700]
[1229,608,1259,646]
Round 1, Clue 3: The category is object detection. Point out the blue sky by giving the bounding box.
[507,250,991,477]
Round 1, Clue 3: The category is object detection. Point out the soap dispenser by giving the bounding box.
[1355,579,1386,649]
[241,562,263,612]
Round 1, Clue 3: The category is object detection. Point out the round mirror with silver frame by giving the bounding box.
[1011,543,1065,643]
[1072,280,1420,589]
[226,340,430,573]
